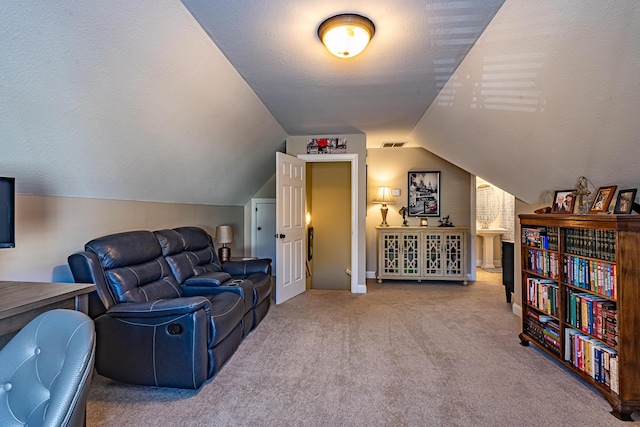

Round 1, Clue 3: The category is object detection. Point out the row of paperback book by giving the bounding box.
[565,328,619,393]
[524,310,560,355]
[526,278,559,317]
[563,255,617,298]
[522,227,559,251]
[525,248,559,280]
[566,290,618,348]
[564,228,616,262]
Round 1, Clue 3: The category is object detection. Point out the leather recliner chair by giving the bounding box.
[0,309,95,427]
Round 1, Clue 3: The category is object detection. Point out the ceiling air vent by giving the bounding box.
[380,141,407,148]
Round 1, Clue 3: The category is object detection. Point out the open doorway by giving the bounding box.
[275,152,363,304]
[475,177,515,302]
[307,162,351,290]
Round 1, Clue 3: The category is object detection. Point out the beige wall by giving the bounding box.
[365,147,472,275]
[0,194,243,283]
[309,162,351,290]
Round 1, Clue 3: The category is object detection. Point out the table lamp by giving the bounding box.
[215,225,233,262]
[373,186,394,227]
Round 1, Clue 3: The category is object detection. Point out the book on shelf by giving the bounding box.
[526,248,559,279]
[564,327,618,392]
[526,277,559,316]
[524,309,561,355]
[610,356,619,394]
[563,255,616,298]
[565,228,616,261]
[522,226,559,250]
[566,290,618,344]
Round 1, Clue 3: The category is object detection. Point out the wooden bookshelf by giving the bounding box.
[519,214,640,420]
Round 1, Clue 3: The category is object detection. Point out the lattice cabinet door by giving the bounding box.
[422,233,443,276]
[401,232,422,277]
[377,226,468,283]
[379,231,401,277]
[443,232,464,277]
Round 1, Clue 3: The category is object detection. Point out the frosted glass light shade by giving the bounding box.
[318,14,375,58]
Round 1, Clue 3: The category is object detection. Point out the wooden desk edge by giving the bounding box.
[0,281,96,321]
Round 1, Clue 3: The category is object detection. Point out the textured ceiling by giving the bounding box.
[4,1,638,207]
[181,0,505,147]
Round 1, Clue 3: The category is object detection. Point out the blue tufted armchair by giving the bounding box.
[0,309,95,427]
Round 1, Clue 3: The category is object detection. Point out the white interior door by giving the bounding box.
[275,152,306,304]
[252,199,276,274]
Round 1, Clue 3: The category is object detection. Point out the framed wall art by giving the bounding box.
[613,189,637,214]
[589,185,617,213]
[306,137,347,154]
[551,190,575,214]
[408,171,440,217]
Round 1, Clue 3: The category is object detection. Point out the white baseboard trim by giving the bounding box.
[365,271,377,279]
[354,283,367,293]
[512,303,522,318]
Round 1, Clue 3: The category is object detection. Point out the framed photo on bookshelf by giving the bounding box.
[614,189,637,214]
[589,185,617,213]
[551,190,575,213]
[408,171,440,217]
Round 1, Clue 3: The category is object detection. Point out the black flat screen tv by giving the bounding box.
[0,177,15,248]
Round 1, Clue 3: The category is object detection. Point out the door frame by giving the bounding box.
[298,153,363,294]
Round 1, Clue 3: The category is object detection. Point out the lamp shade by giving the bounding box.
[318,13,375,58]
[373,186,394,204]
[215,225,233,245]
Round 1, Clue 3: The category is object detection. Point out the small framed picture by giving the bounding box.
[589,186,617,213]
[420,218,428,226]
[613,189,637,214]
[552,190,576,213]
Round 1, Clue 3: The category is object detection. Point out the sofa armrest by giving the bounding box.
[94,301,212,389]
[106,297,212,319]
[183,271,232,287]
[68,251,114,316]
[182,279,254,314]
[222,258,271,275]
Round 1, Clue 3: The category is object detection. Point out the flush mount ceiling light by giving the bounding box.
[317,13,375,58]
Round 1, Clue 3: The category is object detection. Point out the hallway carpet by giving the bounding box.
[85,271,635,426]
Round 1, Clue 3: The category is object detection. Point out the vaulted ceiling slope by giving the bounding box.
[2,1,639,208]
[181,0,505,147]
[411,0,640,203]
[0,0,287,206]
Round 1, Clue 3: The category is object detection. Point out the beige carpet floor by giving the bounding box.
[85,271,636,426]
